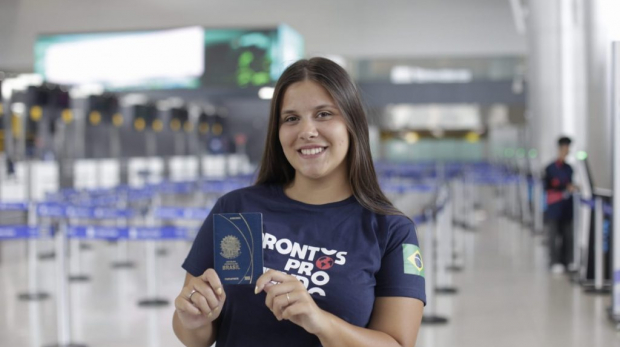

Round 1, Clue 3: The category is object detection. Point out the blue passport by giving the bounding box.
[213,213,263,285]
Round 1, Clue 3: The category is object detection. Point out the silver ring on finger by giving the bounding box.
[286,292,291,305]
[188,289,197,302]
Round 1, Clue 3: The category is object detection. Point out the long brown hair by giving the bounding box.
[255,57,403,216]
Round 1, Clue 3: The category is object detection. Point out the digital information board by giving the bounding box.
[34,25,304,91]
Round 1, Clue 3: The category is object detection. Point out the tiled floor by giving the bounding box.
[1,201,620,347]
[418,216,620,347]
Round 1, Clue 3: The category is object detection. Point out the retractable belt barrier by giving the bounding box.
[0,226,40,239]
[0,202,30,211]
[576,196,613,293]
[0,164,530,344]
[66,225,196,240]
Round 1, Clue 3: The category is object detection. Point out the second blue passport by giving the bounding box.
[213,213,263,285]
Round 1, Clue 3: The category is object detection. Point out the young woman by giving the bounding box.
[173,57,425,347]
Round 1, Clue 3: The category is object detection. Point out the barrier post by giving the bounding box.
[504,177,512,219]
[465,174,476,230]
[68,214,90,282]
[459,176,470,229]
[112,191,135,269]
[138,193,169,307]
[453,180,467,270]
[18,202,50,301]
[510,176,521,221]
[446,194,462,272]
[436,197,458,294]
[28,299,43,347]
[533,177,544,234]
[569,192,581,275]
[520,175,531,227]
[421,208,448,325]
[46,221,86,347]
[451,180,462,226]
[585,196,610,294]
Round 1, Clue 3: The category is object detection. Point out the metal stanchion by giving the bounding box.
[533,178,544,234]
[451,180,462,226]
[451,180,466,271]
[509,178,518,220]
[446,192,463,272]
[68,214,90,282]
[505,176,513,219]
[421,208,448,325]
[464,175,476,230]
[569,192,582,277]
[18,202,50,301]
[585,196,610,294]
[138,194,169,307]
[68,237,90,282]
[112,192,134,269]
[147,309,162,347]
[519,175,531,227]
[436,197,458,294]
[28,300,43,347]
[46,221,86,347]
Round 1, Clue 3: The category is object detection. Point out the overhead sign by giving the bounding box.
[34,25,304,90]
[36,26,205,89]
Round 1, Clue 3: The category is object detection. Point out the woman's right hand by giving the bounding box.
[174,269,226,331]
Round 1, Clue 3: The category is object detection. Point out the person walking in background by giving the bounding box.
[544,136,577,274]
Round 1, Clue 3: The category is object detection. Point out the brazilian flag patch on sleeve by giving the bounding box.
[402,244,424,277]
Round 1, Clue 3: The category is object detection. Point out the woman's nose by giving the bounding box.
[299,118,318,140]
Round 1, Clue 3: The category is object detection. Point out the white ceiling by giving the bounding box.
[0,0,526,72]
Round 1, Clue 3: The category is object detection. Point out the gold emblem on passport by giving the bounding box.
[220,235,241,259]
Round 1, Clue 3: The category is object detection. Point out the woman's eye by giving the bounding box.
[317,111,331,118]
[284,116,298,122]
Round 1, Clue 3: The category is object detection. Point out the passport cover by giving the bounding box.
[213,213,263,284]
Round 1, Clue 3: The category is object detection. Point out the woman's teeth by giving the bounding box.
[301,147,325,155]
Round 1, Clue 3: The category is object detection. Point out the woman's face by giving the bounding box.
[278,80,350,183]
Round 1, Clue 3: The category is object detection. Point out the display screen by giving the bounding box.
[35,27,205,90]
[34,25,304,90]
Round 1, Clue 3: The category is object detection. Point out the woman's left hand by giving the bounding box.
[255,270,330,335]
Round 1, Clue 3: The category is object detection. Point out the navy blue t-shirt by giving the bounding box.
[182,184,426,347]
[544,160,574,220]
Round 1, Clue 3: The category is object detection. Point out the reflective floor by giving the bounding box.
[1,205,620,346]
[418,216,620,347]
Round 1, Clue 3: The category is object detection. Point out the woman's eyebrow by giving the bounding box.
[314,104,337,110]
[281,104,337,115]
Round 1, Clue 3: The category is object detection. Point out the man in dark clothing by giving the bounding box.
[544,136,576,273]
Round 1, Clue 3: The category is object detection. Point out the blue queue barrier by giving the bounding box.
[17,169,493,341]
[0,202,29,211]
[0,225,40,239]
[46,220,201,347]
[0,202,52,302]
[577,196,613,293]
[3,163,557,344]
[37,203,134,219]
[66,225,196,240]
[417,194,450,325]
[154,207,211,221]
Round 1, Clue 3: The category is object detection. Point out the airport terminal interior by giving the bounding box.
[1,1,620,346]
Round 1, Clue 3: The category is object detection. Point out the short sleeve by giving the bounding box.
[182,199,223,277]
[375,219,426,305]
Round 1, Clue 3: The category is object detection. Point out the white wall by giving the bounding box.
[584,0,618,190]
[0,0,525,71]
[526,0,588,170]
